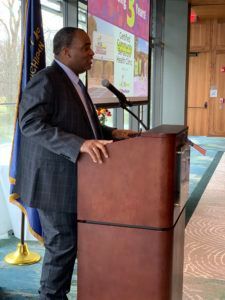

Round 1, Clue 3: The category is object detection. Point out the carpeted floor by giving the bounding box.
[0,136,225,299]
[0,236,77,299]
[183,153,225,300]
[185,151,224,225]
[188,136,225,193]
[183,137,225,300]
[0,237,43,299]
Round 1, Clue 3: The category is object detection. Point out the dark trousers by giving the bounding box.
[37,209,77,300]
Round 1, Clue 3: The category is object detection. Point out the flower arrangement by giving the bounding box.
[96,108,112,125]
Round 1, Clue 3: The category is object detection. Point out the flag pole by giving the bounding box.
[4,0,44,265]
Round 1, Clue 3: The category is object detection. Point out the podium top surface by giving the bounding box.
[142,125,188,138]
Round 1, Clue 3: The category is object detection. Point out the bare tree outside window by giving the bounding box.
[0,0,21,144]
[0,0,64,145]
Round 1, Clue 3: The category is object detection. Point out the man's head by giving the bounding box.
[53,27,94,75]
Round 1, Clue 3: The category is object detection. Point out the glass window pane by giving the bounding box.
[78,1,87,83]
[0,0,22,145]
[0,0,22,235]
[124,110,129,129]
[78,1,87,31]
[41,0,63,65]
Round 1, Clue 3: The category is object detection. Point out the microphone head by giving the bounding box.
[101,79,110,87]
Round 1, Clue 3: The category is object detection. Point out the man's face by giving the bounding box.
[66,30,94,75]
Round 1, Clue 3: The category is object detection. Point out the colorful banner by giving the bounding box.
[9,0,45,241]
[114,27,134,96]
[88,0,150,41]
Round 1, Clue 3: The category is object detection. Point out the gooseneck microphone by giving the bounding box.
[101,79,131,108]
[101,79,148,130]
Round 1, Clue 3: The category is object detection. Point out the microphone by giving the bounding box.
[102,80,148,130]
[101,79,131,107]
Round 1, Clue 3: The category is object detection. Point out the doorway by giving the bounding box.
[187,3,225,136]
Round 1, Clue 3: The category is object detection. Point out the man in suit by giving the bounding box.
[15,27,134,299]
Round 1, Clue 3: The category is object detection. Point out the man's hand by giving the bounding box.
[80,140,113,164]
[112,129,140,140]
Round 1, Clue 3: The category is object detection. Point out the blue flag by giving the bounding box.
[9,0,46,242]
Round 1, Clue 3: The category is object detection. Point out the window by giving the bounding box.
[0,0,64,228]
[0,0,22,146]
[78,0,87,31]
[0,0,22,236]
[0,0,63,148]
[41,0,63,65]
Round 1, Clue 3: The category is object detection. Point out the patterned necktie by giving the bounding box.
[78,79,102,139]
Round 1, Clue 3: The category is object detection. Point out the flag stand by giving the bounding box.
[4,212,41,265]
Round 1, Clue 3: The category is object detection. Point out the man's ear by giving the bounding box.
[62,47,71,58]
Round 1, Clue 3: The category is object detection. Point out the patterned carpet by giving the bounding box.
[188,136,225,193]
[0,235,77,299]
[183,139,225,300]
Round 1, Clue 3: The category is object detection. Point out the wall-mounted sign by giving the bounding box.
[210,87,218,98]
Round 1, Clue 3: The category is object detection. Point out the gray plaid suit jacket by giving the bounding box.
[14,61,113,213]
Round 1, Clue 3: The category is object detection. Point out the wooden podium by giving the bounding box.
[77,125,190,300]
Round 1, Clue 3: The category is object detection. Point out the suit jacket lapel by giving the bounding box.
[51,61,102,137]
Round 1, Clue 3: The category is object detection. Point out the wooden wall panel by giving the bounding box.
[208,52,225,136]
[188,53,210,108]
[189,0,225,4]
[187,49,210,136]
[188,3,225,136]
[212,19,225,50]
[187,108,208,136]
[208,100,225,136]
[190,20,211,51]
[191,5,225,19]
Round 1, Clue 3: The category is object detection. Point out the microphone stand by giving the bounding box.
[101,79,148,130]
[118,101,149,131]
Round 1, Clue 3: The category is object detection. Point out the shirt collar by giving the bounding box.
[54,59,79,85]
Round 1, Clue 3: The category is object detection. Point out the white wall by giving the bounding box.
[0,144,35,240]
[162,0,188,125]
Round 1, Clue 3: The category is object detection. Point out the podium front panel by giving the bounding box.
[78,126,189,229]
[78,222,173,300]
